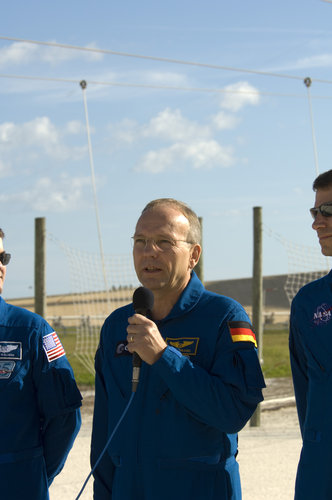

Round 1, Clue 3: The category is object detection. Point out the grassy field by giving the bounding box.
[59,324,291,386]
[59,329,96,386]
[260,325,291,378]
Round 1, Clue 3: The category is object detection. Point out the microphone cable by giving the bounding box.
[74,392,135,499]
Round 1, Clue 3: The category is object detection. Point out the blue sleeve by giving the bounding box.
[33,320,82,483]
[152,307,265,434]
[289,305,308,436]
[91,341,115,498]
[42,409,81,484]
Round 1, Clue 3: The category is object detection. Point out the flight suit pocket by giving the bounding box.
[303,428,322,443]
[235,349,266,389]
[157,456,230,500]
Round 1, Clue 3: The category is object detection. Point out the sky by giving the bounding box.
[1,0,332,299]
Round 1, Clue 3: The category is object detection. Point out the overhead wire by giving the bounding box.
[1,34,332,86]
[1,72,332,100]
[304,77,320,175]
[80,80,110,303]
[0,34,328,181]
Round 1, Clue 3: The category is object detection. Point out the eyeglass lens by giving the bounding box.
[310,203,332,219]
[0,252,11,265]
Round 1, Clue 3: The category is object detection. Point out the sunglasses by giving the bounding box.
[0,251,11,265]
[310,202,332,220]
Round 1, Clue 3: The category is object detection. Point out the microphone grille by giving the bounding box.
[133,286,154,313]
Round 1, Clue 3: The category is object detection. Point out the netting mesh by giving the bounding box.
[265,226,331,305]
[50,228,331,374]
[49,235,139,374]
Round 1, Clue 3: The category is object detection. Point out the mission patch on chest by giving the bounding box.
[165,337,199,356]
[0,360,15,379]
[0,341,22,360]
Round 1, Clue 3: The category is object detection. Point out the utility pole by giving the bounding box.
[35,217,46,318]
[250,206,263,427]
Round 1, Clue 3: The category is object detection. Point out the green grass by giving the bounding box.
[57,327,96,386]
[57,324,291,387]
[65,353,96,386]
[261,325,291,378]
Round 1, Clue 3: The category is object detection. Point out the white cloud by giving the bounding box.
[110,106,244,173]
[0,41,103,68]
[23,116,58,147]
[109,109,211,146]
[65,120,86,135]
[143,108,211,141]
[0,175,91,212]
[0,122,16,144]
[135,148,173,173]
[0,117,87,162]
[0,42,38,66]
[294,53,332,69]
[40,41,103,64]
[135,140,235,173]
[270,52,332,73]
[220,81,260,112]
[108,119,140,145]
[212,111,240,130]
[109,84,260,174]
[182,140,235,169]
[0,116,90,212]
[144,70,190,86]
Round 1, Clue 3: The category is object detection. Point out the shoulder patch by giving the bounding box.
[228,321,257,347]
[43,331,65,362]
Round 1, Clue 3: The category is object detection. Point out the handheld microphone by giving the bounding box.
[74,288,155,498]
[131,286,154,392]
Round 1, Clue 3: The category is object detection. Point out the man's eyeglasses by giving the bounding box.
[131,237,193,252]
[0,252,11,265]
[310,202,332,220]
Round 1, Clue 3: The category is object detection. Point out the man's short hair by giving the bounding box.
[313,169,332,191]
[141,198,202,245]
[0,228,4,239]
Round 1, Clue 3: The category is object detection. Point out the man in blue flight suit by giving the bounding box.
[290,169,332,499]
[91,198,265,500]
[0,227,82,499]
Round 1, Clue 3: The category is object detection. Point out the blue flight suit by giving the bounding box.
[290,269,332,499]
[91,272,265,500]
[0,296,82,500]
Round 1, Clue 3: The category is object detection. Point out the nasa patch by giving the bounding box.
[312,303,332,326]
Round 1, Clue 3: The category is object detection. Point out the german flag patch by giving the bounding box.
[228,321,257,347]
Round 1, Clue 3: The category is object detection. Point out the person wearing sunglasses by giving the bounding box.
[91,198,265,500]
[290,169,332,499]
[0,228,82,500]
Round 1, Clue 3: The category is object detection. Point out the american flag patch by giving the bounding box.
[228,321,257,347]
[43,331,65,362]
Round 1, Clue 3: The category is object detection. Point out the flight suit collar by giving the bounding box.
[0,296,5,316]
[159,271,204,323]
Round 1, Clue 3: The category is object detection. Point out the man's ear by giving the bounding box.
[189,244,201,270]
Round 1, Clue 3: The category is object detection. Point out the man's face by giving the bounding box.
[0,237,6,294]
[312,186,332,256]
[133,206,200,297]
